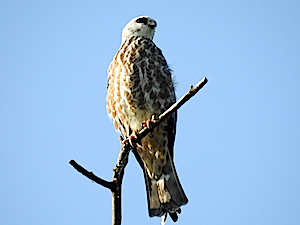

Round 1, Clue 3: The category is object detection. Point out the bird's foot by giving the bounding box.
[123,131,140,147]
[142,115,156,138]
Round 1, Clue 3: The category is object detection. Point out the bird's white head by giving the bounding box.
[122,16,157,43]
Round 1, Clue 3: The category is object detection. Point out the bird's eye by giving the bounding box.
[136,17,148,25]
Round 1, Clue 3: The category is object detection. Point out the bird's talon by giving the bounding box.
[142,116,156,130]
[122,139,130,146]
[123,131,139,147]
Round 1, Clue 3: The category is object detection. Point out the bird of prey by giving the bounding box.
[106,16,188,223]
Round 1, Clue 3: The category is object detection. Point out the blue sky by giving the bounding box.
[1,1,299,225]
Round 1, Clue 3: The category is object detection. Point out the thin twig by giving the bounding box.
[69,159,116,191]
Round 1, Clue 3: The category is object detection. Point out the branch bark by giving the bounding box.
[69,77,208,225]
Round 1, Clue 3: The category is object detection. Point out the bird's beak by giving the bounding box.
[149,21,157,29]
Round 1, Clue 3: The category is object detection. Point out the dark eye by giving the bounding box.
[136,17,148,25]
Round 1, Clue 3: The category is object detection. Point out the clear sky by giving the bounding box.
[1,1,299,225]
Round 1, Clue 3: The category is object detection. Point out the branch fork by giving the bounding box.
[69,77,208,225]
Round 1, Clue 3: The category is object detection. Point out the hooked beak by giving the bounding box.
[149,21,157,29]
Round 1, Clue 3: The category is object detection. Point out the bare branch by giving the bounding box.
[69,77,208,225]
[69,159,116,191]
[125,77,208,147]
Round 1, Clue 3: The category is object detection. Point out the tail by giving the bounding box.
[133,148,188,223]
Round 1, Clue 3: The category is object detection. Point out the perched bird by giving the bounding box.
[106,16,188,223]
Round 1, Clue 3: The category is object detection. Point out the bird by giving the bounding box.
[106,16,188,224]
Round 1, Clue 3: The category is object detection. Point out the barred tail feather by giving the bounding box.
[133,149,188,222]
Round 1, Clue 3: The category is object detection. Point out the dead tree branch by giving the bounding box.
[134,77,208,143]
[69,77,208,225]
[69,159,115,191]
